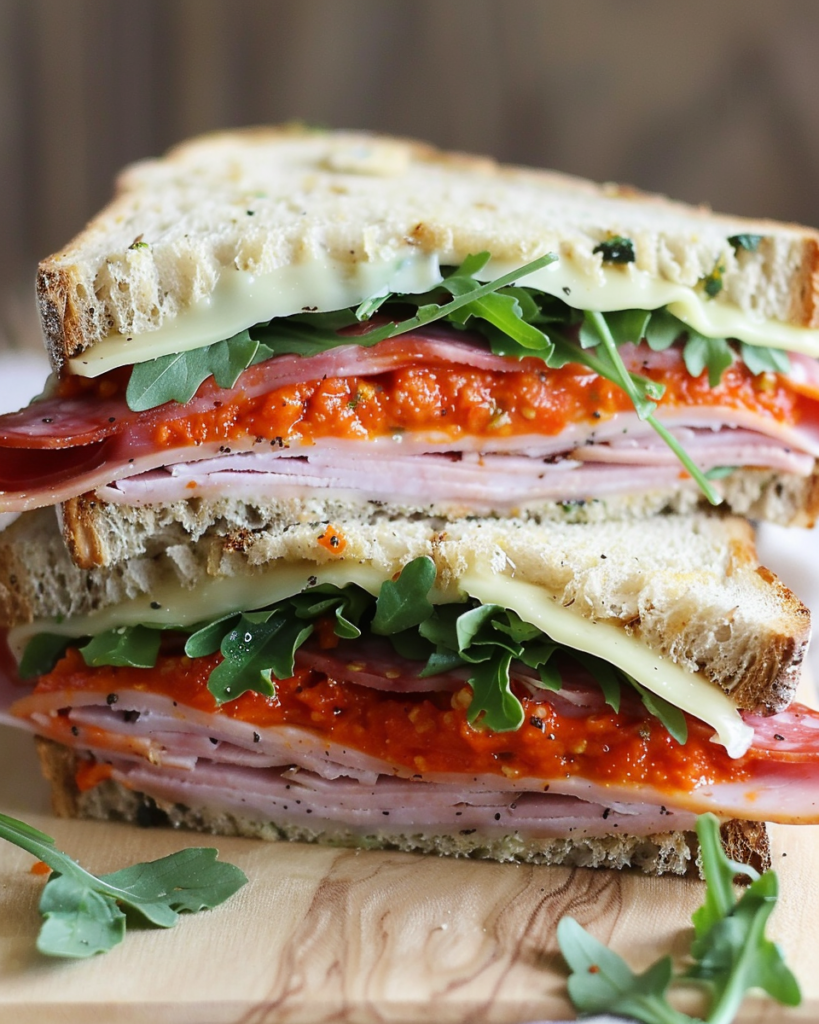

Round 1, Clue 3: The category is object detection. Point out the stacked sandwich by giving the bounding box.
[2,126,819,875]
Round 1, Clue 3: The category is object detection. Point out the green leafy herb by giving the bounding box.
[580,311,721,504]
[739,342,791,376]
[682,332,734,387]
[126,330,259,411]
[0,812,247,958]
[80,625,161,669]
[728,234,763,253]
[206,613,314,703]
[701,263,725,298]
[19,633,72,680]
[593,236,636,264]
[704,466,737,481]
[371,556,437,634]
[558,813,800,1023]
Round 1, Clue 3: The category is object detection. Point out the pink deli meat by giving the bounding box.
[0,330,818,511]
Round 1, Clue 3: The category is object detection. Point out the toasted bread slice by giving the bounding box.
[0,506,809,715]
[37,126,819,371]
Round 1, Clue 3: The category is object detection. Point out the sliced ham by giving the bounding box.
[103,757,701,840]
[96,429,816,510]
[1,328,818,512]
[5,645,819,826]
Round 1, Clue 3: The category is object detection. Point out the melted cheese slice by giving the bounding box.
[68,251,819,377]
[9,559,753,759]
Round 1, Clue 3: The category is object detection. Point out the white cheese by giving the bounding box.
[67,251,819,377]
[460,569,753,759]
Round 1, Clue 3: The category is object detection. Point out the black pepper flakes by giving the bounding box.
[774,734,785,741]
[253,732,261,743]
[529,716,544,730]
[150,601,161,610]
[106,693,119,705]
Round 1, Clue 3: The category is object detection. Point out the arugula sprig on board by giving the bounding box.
[0,813,246,958]
[557,813,800,1023]
[21,558,687,742]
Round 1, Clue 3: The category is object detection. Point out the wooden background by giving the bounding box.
[3,0,819,350]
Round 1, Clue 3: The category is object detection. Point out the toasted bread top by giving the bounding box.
[37,126,819,370]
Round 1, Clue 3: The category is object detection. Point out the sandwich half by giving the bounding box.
[2,128,819,564]
[1,506,818,875]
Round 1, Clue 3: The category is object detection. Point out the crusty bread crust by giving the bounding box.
[0,507,810,716]
[35,737,770,876]
[36,125,819,369]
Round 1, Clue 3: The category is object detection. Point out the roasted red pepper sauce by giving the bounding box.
[57,349,806,452]
[150,360,803,450]
[32,648,750,793]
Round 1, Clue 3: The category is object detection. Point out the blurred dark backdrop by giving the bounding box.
[3,0,819,347]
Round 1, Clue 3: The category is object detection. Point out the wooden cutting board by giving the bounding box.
[1,727,818,1024]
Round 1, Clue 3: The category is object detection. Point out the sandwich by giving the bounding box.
[1,128,819,565]
[2,127,819,876]
[1,504,818,876]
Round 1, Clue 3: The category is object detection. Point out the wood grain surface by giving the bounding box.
[1,729,818,1023]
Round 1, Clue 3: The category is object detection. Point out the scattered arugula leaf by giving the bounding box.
[558,813,800,1023]
[0,812,247,958]
[593,236,636,264]
[728,234,763,253]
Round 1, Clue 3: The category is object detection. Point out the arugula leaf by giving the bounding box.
[739,342,791,376]
[644,309,687,351]
[371,556,436,634]
[682,333,734,387]
[558,917,690,1023]
[207,613,314,703]
[628,675,688,745]
[80,625,161,669]
[558,813,801,1024]
[126,331,258,411]
[581,311,659,419]
[704,465,737,481]
[687,815,801,1022]
[466,650,524,731]
[18,633,72,679]
[0,812,246,958]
